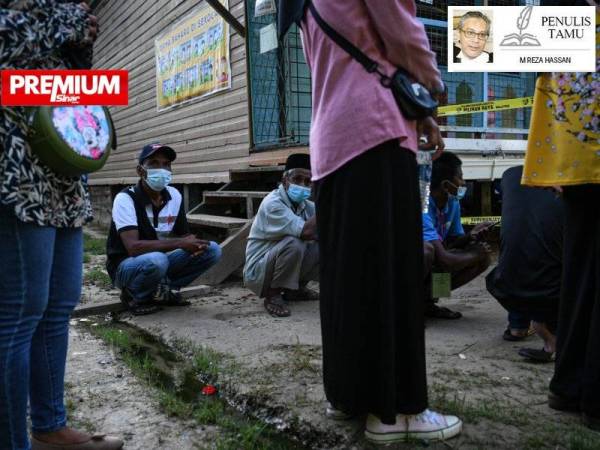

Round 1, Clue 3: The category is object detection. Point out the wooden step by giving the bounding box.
[203,190,270,200]
[186,213,249,229]
[190,221,253,286]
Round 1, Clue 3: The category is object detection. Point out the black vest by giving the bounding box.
[105,186,160,281]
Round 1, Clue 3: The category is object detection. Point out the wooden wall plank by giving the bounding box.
[90,0,250,185]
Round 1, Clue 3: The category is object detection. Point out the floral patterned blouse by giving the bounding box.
[522,12,600,187]
[0,0,93,227]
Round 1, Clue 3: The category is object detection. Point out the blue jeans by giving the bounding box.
[0,207,83,450]
[114,243,222,300]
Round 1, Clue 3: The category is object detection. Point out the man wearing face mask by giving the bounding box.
[106,143,222,315]
[243,153,319,318]
[422,152,492,319]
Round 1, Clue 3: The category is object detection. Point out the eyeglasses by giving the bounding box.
[460,28,489,41]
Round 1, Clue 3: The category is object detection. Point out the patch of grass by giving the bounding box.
[192,346,224,381]
[193,397,224,425]
[96,327,131,348]
[521,423,600,450]
[88,323,304,450]
[84,267,112,289]
[289,343,320,375]
[158,391,194,418]
[430,383,531,427]
[83,234,106,255]
[567,427,600,450]
[83,253,91,264]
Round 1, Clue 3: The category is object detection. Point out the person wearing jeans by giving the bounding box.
[1,1,122,449]
[105,143,222,315]
[114,245,222,301]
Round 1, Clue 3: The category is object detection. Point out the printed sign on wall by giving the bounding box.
[448,6,596,72]
[155,0,231,111]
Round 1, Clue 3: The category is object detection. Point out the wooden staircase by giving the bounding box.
[186,166,284,285]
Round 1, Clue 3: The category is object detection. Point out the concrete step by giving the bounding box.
[186,213,249,229]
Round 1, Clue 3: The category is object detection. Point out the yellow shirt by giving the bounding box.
[522,13,600,187]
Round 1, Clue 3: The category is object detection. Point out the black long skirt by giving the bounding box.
[550,184,600,417]
[313,140,427,424]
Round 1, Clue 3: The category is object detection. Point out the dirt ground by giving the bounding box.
[71,231,599,449]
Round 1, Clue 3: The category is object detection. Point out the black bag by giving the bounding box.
[307,2,439,120]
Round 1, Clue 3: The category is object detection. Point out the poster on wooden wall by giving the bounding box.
[155,0,231,111]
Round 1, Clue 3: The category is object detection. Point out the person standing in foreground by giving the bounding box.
[0,1,123,449]
[521,0,599,431]
[298,0,462,443]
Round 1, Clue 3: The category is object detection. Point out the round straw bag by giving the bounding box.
[28,106,116,176]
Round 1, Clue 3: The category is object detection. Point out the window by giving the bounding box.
[246,0,536,149]
[247,2,311,149]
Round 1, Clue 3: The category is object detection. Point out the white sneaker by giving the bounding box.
[325,402,353,420]
[365,409,462,443]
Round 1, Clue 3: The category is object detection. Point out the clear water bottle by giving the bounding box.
[417,147,433,214]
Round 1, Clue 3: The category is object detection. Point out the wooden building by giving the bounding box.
[88,0,538,282]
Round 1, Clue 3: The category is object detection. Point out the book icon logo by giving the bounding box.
[500,6,541,47]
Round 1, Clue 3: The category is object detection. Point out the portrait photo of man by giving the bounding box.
[453,10,493,64]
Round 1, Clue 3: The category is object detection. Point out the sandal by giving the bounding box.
[264,294,291,317]
[518,347,555,363]
[31,434,123,450]
[425,304,462,319]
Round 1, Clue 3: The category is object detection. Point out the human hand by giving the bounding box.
[417,116,445,160]
[470,221,495,242]
[179,235,210,256]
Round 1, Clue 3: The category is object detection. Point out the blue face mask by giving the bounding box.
[446,181,467,201]
[145,168,172,192]
[287,183,311,203]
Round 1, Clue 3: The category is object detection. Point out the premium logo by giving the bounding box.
[0,70,129,106]
[500,6,541,47]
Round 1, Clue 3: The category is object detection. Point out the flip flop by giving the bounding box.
[518,347,555,363]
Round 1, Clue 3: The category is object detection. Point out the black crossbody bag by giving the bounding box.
[307,2,439,120]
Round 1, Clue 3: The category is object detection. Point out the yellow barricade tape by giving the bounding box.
[438,96,534,117]
[461,216,501,226]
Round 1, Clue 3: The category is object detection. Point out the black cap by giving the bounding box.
[138,143,176,165]
[285,153,311,172]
